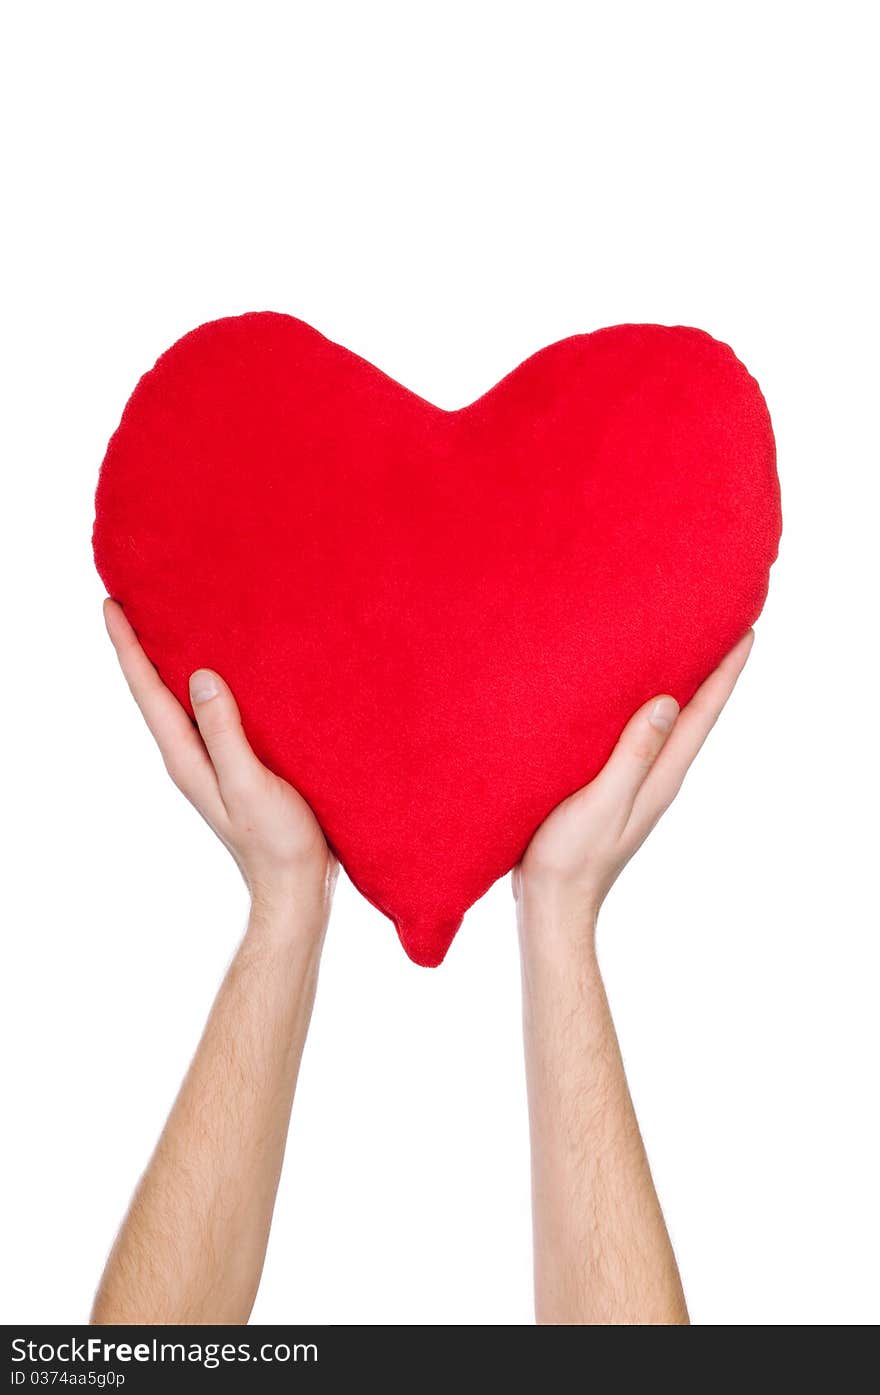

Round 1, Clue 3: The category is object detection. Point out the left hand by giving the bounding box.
[103,598,336,924]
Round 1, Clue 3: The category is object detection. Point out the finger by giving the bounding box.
[188,668,264,811]
[630,629,755,831]
[587,692,681,828]
[104,599,224,815]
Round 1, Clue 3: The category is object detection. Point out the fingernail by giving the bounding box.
[649,696,679,732]
[190,671,219,703]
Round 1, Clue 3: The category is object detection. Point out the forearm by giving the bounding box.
[518,891,688,1325]
[91,894,327,1324]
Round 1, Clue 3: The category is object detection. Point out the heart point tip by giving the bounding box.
[396,914,463,968]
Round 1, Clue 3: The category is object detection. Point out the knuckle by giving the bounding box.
[624,731,660,769]
[204,715,243,745]
[667,774,686,805]
[163,754,193,793]
[690,694,724,727]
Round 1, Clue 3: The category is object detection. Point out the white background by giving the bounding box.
[2,2,877,1325]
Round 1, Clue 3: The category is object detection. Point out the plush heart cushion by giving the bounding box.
[93,312,781,966]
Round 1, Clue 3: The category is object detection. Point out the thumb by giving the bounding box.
[189,669,262,807]
[590,694,680,824]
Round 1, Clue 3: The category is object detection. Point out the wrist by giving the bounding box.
[516,868,600,932]
[236,900,327,1020]
[516,874,601,968]
[246,860,336,949]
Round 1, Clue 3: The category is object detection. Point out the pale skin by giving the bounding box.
[93,597,753,1325]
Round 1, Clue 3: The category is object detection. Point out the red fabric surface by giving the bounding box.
[93,312,781,966]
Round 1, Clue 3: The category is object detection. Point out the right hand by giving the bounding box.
[514,630,755,933]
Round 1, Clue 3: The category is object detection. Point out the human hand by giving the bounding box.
[514,631,755,934]
[103,598,336,927]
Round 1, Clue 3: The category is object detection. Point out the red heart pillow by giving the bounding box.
[93,313,781,966]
